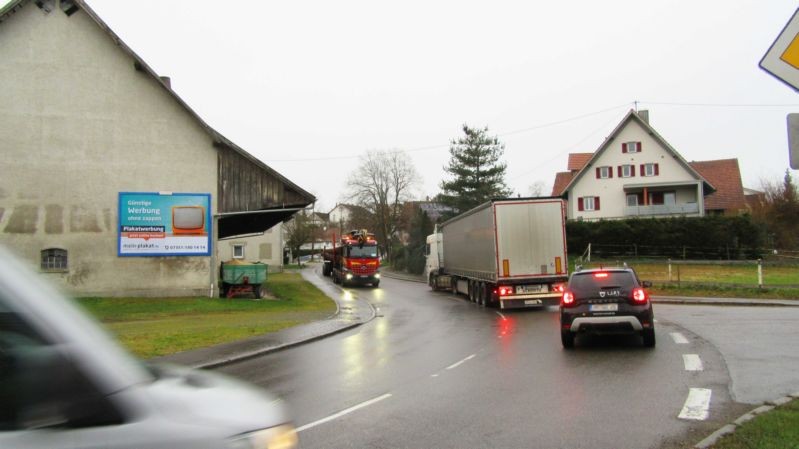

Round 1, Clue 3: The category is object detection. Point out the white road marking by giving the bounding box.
[496,311,507,320]
[431,374,439,378]
[683,354,704,371]
[296,393,393,432]
[670,332,690,344]
[446,354,476,370]
[678,388,712,421]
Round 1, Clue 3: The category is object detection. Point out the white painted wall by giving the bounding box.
[568,118,702,220]
[217,224,283,272]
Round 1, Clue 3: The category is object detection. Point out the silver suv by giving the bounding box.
[0,246,298,449]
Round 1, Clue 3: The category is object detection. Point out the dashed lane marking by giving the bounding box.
[678,388,712,421]
[446,354,476,370]
[670,332,690,344]
[296,393,393,433]
[683,354,704,371]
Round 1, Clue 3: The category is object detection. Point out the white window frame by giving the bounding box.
[623,141,641,153]
[663,192,676,206]
[598,166,612,179]
[644,163,656,176]
[583,197,596,211]
[621,164,634,178]
[626,194,639,207]
[232,244,245,259]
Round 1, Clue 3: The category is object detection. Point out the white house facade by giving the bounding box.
[556,110,714,221]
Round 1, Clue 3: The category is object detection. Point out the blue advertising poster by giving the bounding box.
[118,192,212,257]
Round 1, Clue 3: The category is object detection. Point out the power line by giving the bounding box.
[264,102,634,162]
[640,101,799,108]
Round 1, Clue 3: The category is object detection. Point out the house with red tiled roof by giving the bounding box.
[550,110,747,220]
[689,159,747,215]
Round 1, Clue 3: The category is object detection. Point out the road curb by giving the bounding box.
[159,266,378,370]
[192,320,368,370]
[694,394,798,448]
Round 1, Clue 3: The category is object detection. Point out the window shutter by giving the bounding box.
[617,166,622,177]
[640,164,645,176]
[609,167,613,178]
[654,163,659,175]
[595,196,600,210]
[595,167,600,179]
[636,142,642,152]
[578,198,584,211]
[631,165,636,176]
[622,143,627,153]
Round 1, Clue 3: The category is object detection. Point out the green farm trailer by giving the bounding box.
[220,261,267,298]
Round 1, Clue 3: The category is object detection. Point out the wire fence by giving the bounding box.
[576,243,799,264]
[575,244,799,289]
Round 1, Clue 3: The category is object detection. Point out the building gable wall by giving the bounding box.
[568,118,700,219]
[0,4,218,296]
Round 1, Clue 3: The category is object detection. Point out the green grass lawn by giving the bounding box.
[711,399,799,449]
[77,272,335,358]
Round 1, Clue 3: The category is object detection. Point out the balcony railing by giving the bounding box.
[624,203,700,217]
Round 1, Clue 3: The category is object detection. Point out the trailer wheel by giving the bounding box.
[478,282,487,307]
[253,285,262,299]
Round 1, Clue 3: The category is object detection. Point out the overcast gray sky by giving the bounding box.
[84,0,799,211]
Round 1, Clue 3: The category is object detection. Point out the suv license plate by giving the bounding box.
[590,303,618,312]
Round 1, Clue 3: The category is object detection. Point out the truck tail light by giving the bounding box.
[561,291,575,307]
[498,286,514,296]
[553,283,565,293]
[632,287,648,304]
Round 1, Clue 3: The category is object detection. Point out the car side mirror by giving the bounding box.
[642,281,653,288]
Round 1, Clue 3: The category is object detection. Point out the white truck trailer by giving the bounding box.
[424,197,569,309]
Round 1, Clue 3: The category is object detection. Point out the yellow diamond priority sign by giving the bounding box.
[761,8,799,91]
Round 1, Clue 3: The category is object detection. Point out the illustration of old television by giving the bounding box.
[172,206,206,235]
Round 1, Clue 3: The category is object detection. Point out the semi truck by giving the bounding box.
[322,229,381,287]
[424,197,568,309]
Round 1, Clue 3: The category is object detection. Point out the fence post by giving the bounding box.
[668,258,672,282]
[758,259,763,288]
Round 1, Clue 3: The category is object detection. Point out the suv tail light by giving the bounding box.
[561,291,575,307]
[632,287,648,304]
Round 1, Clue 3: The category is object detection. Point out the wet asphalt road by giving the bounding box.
[218,271,794,449]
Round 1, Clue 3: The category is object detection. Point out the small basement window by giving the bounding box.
[41,248,68,271]
[232,244,245,259]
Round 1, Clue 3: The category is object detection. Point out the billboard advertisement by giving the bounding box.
[118,192,212,257]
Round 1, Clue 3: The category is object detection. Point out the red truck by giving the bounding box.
[322,229,381,288]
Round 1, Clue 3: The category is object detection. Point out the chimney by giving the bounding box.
[160,76,171,89]
[638,109,649,125]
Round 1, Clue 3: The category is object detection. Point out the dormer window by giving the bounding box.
[622,141,641,153]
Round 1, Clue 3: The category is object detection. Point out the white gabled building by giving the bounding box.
[552,110,716,221]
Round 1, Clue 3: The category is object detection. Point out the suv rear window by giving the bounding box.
[569,271,637,295]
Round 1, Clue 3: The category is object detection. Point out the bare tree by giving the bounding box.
[345,150,421,259]
[527,180,546,197]
[283,211,313,265]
